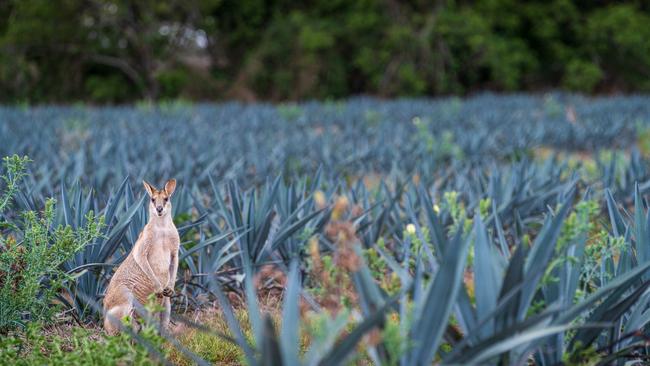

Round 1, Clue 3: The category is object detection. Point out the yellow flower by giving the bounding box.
[309,236,320,259]
[314,190,326,208]
[332,196,349,220]
[433,204,440,214]
[406,224,416,234]
[390,312,399,323]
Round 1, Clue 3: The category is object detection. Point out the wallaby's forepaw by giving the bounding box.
[162,287,175,297]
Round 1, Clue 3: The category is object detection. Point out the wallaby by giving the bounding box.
[103,179,180,335]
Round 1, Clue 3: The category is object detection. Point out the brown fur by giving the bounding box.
[103,179,180,335]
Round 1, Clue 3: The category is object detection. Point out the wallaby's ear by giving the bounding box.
[143,181,155,197]
[164,179,177,197]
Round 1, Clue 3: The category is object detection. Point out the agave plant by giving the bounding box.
[204,177,328,274]
[60,179,146,320]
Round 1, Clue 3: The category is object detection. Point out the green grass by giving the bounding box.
[167,308,256,366]
[0,323,163,366]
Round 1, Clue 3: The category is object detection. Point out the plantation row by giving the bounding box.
[3,95,650,364]
[2,94,650,196]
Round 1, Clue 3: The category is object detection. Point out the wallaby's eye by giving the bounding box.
[164,197,169,202]
[151,198,155,203]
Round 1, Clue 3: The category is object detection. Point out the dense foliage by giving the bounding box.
[2,1,650,102]
[5,95,650,364]
[0,156,103,332]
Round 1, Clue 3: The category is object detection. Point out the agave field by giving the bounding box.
[4,94,650,364]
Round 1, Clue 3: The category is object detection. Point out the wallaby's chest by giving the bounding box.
[148,227,180,252]
[145,226,179,274]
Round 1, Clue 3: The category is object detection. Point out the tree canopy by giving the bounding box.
[2,0,650,103]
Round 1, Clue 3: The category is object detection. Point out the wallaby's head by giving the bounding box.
[143,179,176,218]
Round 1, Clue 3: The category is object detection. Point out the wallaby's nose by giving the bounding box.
[156,206,163,213]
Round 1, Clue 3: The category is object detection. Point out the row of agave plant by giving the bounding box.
[5,149,650,364]
[2,94,650,196]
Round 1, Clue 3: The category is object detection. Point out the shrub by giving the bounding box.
[84,74,135,104]
[0,155,103,332]
[156,68,190,100]
[562,59,603,93]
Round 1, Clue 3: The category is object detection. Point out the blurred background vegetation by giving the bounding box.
[2,0,650,103]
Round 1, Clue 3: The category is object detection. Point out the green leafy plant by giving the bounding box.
[0,322,164,366]
[0,155,103,331]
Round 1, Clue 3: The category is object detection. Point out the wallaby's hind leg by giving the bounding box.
[104,286,134,336]
[160,297,171,330]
